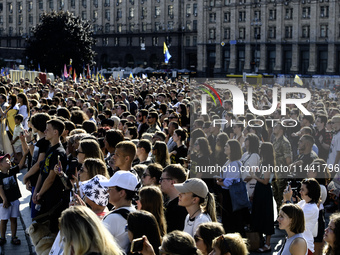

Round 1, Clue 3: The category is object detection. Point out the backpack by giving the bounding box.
[103,208,130,221]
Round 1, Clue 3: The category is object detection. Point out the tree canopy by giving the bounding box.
[25,11,96,75]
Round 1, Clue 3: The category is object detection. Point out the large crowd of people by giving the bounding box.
[0,75,339,255]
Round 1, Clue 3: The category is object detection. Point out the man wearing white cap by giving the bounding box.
[100,170,138,253]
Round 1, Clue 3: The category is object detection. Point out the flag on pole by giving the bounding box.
[64,64,69,78]
[79,73,82,80]
[164,42,172,64]
[142,74,147,79]
[73,69,77,82]
[69,59,73,76]
[294,75,303,86]
[87,64,91,79]
[129,72,134,79]
[38,63,41,71]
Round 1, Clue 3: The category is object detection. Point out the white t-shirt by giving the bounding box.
[102,205,136,253]
[298,200,319,253]
[183,212,212,237]
[327,131,340,167]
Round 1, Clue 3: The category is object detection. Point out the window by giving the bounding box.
[104,0,110,6]
[114,37,119,46]
[102,38,108,46]
[224,12,230,22]
[239,11,246,22]
[302,26,310,38]
[168,21,174,30]
[105,23,110,33]
[82,11,87,20]
[224,28,230,39]
[139,37,145,45]
[142,22,146,32]
[302,7,310,19]
[166,35,172,45]
[320,6,329,17]
[152,36,158,46]
[105,10,110,20]
[254,10,261,20]
[8,3,13,13]
[209,13,216,22]
[155,6,160,17]
[268,27,276,38]
[209,0,215,7]
[117,8,122,18]
[127,37,132,46]
[186,20,191,30]
[117,23,122,33]
[9,15,13,24]
[285,26,292,38]
[129,23,134,32]
[59,0,64,8]
[254,27,260,39]
[186,36,190,46]
[0,3,3,12]
[193,20,197,31]
[8,27,13,36]
[71,0,75,7]
[142,7,147,17]
[7,39,11,47]
[193,4,197,16]
[186,4,191,15]
[193,36,197,46]
[18,27,23,36]
[209,28,216,39]
[155,22,160,31]
[224,0,231,5]
[29,14,33,24]
[269,9,276,20]
[93,0,98,6]
[320,25,328,37]
[239,27,245,39]
[93,10,98,20]
[129,7,134,18]
[168,5,173,16]
[285,8,293,19]
[18,15,23,25]
[82,0,87,7]
[18,2,23,12]
[49,0,53,9]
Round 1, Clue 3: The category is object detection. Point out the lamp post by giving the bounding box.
[250,19,262,73]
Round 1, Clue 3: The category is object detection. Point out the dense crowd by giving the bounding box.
[0,75,338,255]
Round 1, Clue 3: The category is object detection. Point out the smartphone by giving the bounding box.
[57,155,61,172]
[130,237,144,253]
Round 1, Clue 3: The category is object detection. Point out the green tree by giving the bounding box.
[25,11,96,75]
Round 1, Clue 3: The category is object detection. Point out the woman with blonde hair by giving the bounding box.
[59,206,123,255]
[137,186,167,236]
[210,233,248,255]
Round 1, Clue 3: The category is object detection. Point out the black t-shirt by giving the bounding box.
[164,197,187,233]
[30,137,50,186]
[40,143,67,205]
[170,144,188,164]
[0,166,21,203]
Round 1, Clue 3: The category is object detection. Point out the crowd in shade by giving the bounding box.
[0,74,339,255]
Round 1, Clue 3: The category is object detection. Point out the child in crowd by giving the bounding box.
[0,154,22,246]
[11,114,24,164]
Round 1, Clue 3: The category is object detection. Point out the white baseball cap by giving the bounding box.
[99,170,139,191]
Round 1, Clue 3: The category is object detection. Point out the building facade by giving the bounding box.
[0,0,339,77]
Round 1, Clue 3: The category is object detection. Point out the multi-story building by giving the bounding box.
[0,0,339,77]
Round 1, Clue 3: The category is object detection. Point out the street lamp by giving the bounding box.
[251,19,262,73]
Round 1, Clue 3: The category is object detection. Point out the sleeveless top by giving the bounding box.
[278,233,307,255]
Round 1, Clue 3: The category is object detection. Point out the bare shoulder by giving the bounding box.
[289,237,307,255]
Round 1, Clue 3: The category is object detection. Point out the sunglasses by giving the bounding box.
[76,149,85,155]
[142,173,150,178]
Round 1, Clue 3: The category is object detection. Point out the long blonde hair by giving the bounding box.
[59,206,122,255]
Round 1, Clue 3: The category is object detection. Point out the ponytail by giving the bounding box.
[204,192,217,222]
